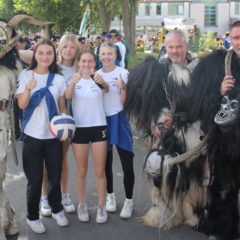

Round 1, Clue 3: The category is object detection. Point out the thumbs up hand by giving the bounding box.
[115,74,126,90]
[26,71,37,91]
[72,69,82,84]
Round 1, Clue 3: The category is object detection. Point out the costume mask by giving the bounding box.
[0,15,52,59]
[214,95,240,127]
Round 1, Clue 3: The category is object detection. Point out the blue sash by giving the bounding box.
[106,111,133,153]
[21,72,59,134]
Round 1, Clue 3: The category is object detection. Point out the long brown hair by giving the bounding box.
[29,38,60,73]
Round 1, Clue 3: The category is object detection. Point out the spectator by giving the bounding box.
[40,33,79,217]
[97,42,135,219]
[16,38,69,234]
[65,50,109,224]
[113,34,126,68]
[223,32,231,49]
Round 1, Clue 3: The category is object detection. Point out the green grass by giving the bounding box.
[128,51,158,71]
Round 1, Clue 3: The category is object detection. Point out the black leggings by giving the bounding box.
[105,146,134,199]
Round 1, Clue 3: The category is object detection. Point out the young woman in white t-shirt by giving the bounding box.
[16,38,69,234]
[65,50,109,223]
[40,33,79,216]
[97,43,134,219]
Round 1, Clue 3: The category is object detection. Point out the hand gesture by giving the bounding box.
[152,116,173,139]
[115,74,126,90]
[27,71,37,91]
[72,69,81,84]
[220,75,235,96]
[163,115,173,129]
[93,73,104,86]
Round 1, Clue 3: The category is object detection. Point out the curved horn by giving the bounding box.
[225,48,234,76]
[167,134,208,165]
[7,14,52,28]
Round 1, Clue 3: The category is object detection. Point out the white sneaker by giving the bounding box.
[62,193,76,213]
[120,199,133,219]
[52,210,69,227]
[27,219,46,234]
[40,196,52,217]
[106,193,117,212]
[96,206,108,224]
[77,204,89,222]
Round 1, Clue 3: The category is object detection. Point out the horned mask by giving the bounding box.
[0,15,52,59]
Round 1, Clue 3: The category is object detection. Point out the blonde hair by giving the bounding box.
[58,33,79,69]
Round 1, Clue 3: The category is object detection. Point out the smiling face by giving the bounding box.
[165,34,188,65]
[99,44,116,69]
[34,43,55,68]
[78,52,96,77]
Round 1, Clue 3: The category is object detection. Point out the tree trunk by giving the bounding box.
[97,0,113,33]
[120,0,137,56]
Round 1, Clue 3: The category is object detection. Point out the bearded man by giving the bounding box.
[124,30,209,230]
[189,20,240,240]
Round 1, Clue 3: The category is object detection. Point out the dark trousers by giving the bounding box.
[22,135,63,220]
[105,146,134,199]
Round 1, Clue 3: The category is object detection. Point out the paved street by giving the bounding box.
[5,134,208,240]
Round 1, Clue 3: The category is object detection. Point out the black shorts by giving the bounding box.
[72,126,107,144]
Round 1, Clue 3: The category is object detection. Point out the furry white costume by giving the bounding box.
[0,15,51,240]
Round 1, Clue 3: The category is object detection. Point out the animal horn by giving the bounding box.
[7,14,52,28]
[167,134,208,165]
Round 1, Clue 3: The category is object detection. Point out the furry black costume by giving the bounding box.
[124,56,209,229]
[189,48,240,240]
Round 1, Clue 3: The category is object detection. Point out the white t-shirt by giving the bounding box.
[58,64,75,84]
[16,69,66,139]
[97,66,129,116]
[70,78,106,127]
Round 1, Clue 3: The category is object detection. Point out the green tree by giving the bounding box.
[13,0,84,34]
[119,0,138,56]
[89,0,119,33]
[0,0,14,19]
[90,0,138,56]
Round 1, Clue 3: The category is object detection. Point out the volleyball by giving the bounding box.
[50,114,76,141]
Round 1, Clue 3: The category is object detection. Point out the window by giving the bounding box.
[168,3,184,16]
[145,3,150,16]
[235,3,240,15]
[156,3,161,16]
[205,5,216,27]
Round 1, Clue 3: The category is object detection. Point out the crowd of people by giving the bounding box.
[13,30,134,235]
[1,14,240,240]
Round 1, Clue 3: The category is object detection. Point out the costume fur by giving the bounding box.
[124,56,209,229]
[0,15,51,240]
[189,49,240,240]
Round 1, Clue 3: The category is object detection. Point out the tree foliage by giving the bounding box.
[119,0,138,56]
[13,0,85,34]
[0,0,138,56]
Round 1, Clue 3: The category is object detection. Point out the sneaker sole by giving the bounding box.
[64,206,76,214]
[96,218,108,224]
[120,214,132,219]
[78,217,89,222]
[27,220,46,234]
[106,207,117,213]
[40,210,52,217]
[52,215,69,227]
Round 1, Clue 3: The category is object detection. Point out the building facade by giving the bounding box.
[111,0,240,36]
